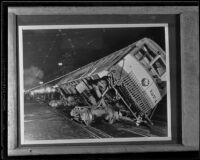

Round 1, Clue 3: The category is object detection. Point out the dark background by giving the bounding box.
[23,27,165,90]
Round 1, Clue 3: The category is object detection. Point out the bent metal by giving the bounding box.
[24,38,167,127]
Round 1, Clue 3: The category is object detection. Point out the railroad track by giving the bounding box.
[113,119,151,137]
[99,119,150,137]
[117,128,150,137]
[51,106,113,139]
[72,120,113,139]
[48,105,157,138]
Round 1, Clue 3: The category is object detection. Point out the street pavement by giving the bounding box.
[24,102,167,141]
[24,103,94,141]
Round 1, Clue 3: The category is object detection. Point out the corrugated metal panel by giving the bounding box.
[122,71,153,115]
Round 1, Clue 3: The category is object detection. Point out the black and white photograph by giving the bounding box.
[18,24,171,145]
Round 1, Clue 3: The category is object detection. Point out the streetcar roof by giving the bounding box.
[56,42,136,85]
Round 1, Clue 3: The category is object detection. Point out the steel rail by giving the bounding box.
[51,106,113,139]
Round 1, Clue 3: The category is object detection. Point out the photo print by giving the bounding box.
[18,24,171,144]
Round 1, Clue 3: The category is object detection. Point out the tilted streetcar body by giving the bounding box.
[25,38,167,126]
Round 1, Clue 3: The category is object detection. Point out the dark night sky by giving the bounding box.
[23,27,165,90]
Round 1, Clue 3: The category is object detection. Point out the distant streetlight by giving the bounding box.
[58,62,63,66]
[39,81,43,85]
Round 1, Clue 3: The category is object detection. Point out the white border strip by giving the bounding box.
[19,24,171,145]
[18,26,25,144]
[23,137,171,145]
[19,23,167,30]
[165,25,171,138]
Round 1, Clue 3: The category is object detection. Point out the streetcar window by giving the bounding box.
[60,87,68,97]
[62,84,70,94]
[143,44,157,58]
[134,51,143,60]
[152,58,166,76]
[134,51,151,69]
[139,48,152,62]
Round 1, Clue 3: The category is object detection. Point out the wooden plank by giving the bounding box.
[8,13,18,150]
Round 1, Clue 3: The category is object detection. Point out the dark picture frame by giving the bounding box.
[7,6,199,156]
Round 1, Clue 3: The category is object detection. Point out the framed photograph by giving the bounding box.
[19,23,171,145]
[6,6,199,156]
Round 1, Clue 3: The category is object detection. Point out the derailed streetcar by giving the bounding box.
[25,38,167,127]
